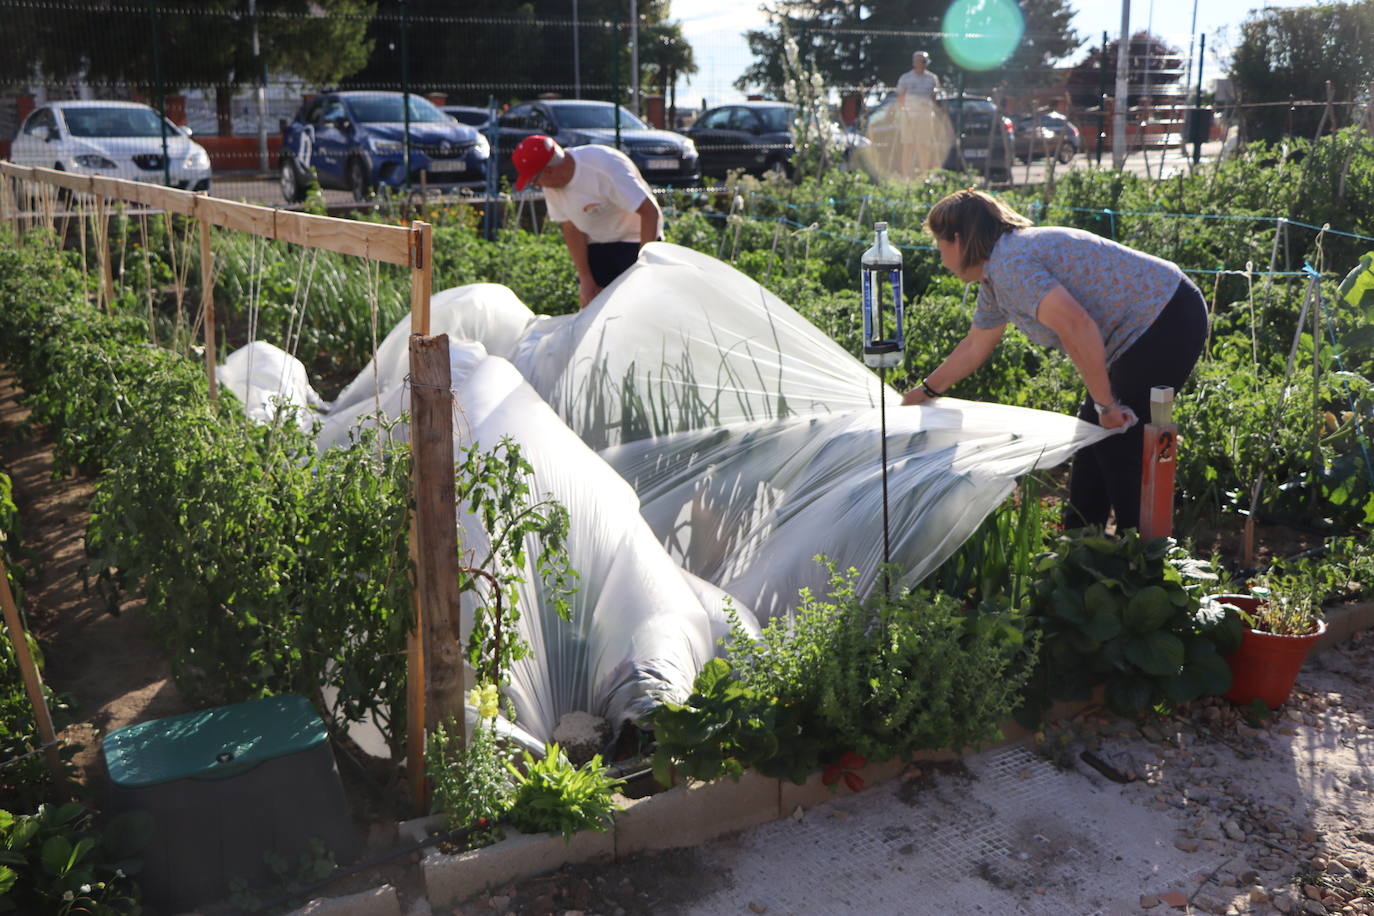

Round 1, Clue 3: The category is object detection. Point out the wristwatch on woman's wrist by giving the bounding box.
[1093,398,1120,415]
[920,378,945,399]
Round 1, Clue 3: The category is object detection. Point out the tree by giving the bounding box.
[1229,0,1374,141]
[641,21,697,101]
[8,1,375,136]
[342,0,679,107]
[735,0,1080,99]
[1065,32,1187,112]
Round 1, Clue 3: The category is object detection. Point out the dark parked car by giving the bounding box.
[860,93,1015,182]
[1013,111,1080,163]
[278,91,490,202]
[495,99,700,187]
[687,101,795,178]
[442,105,494,131]
[686,100,872,179]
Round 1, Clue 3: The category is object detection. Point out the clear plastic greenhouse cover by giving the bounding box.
[218,242,1116,751]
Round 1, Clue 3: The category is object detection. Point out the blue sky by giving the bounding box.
[671,0,1317,106]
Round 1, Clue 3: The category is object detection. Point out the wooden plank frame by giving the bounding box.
[1,162,413,265]
[4,159,450,812]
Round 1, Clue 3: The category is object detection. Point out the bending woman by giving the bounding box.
[902,189,1207,531]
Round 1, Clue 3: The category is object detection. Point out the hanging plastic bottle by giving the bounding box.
[861,221,904,368]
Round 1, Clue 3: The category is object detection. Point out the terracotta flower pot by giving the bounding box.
[1211,593,1326,710]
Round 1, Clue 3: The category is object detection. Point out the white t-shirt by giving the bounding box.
[897,70,940,110]
[543,145,661,244]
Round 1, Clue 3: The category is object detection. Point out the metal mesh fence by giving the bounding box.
[2,1,1367,202]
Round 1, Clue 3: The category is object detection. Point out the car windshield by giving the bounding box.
[349,95,449,124]
[755,106,794,132]
[63,107,169,138]
[549,104,647,130]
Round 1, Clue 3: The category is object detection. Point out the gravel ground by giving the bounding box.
[430,626,1374,916]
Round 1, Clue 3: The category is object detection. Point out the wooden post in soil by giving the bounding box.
[403,220,466,812]
[94,193,114,314]
[409,332,466,762]
[0,557,63,787]
[198,203,218,402]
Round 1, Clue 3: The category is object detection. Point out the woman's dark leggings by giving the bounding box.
[1064,278,1208,531]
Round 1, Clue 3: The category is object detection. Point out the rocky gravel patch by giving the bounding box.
[1036,629,1374,915]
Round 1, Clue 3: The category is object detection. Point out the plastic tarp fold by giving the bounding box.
[218,241,1114,746]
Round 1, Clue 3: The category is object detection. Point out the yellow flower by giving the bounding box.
[468,683,500,719]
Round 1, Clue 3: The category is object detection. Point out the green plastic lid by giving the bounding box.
[103,694,327,789]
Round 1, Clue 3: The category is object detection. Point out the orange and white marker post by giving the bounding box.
[1139,387,1177,540]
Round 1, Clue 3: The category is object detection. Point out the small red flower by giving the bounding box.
[822,751,868,793]
[839,751,866,771]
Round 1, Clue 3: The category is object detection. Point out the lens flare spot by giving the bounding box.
[942,0,1024,71]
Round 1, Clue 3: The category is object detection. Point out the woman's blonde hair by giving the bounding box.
[924,189,1031,270]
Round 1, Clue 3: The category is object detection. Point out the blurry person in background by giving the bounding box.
[896,51,941,176]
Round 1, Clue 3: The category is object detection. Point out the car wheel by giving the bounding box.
[280,159,306,203]
[347,158,372,202]
[1057,144,1075,164]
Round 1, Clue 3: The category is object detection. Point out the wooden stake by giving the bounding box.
[409,334,466,735]
[0,557,62,787]
[405,220,435,811]
[97,195,114,314]
[199,213,218,402]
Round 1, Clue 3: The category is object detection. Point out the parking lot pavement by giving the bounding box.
[205,142,1225,211]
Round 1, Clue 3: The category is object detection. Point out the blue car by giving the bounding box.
[279,91,490,202]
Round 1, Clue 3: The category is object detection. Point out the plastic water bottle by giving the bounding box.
[861,222,904,368]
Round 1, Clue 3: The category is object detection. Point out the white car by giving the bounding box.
[10,100,212,191]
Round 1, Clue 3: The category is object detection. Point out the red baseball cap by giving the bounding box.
[513,135,558,191]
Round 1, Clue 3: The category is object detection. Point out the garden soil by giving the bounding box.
[5,366,1373,916]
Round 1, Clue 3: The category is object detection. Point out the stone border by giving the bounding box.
[413,698,1094,908]
[340,598,1374,911]
[1311,598,1374,656]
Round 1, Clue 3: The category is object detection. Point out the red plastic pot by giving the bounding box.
[1211,593,1326,710]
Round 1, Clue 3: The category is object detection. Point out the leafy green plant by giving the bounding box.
[648,657,814,786]
[455,439,576,690]
[426,710,513,848]
[0,470,73,812]
[0,804,150,915]
[1020,529,1245,725]
[925,474,1056,607]
[0,230,573,765]
[504,744,623,843]
[651,563,1034,784]
[729,565,1034,766]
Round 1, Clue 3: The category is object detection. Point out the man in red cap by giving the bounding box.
[512,135,663,308]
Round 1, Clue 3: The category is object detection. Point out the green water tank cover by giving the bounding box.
[104,694,327,789]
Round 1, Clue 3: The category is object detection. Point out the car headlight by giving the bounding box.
[472,133,489,156]
[681,138,698,157]
[371,138,404,153]
[183,147,210,169]
[75,154,117,169]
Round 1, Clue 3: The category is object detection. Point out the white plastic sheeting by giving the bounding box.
[217,242,1115,748]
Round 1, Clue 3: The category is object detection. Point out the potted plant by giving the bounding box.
[1211,569,1326,710]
